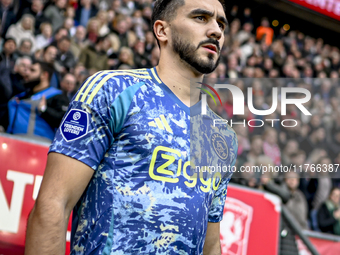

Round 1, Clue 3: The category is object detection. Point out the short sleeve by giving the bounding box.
[49,72,118,170]
[208,134,238,222]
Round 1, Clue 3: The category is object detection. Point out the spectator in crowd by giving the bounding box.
[311,157,332,210]
[0,0,16,38]
[6,14,36,52]
[110,0,121,14]
[329,129,340,161]
[38,73,72,130]
[7,61,62,141]
[215,62,227,81]
[50,27,69,47]
[73,63,89,89]
[309,114,322,133]
[85,17,100,44]
[111,15,136,49]
[120,0,135,16]
[14,38,34,59]
[131,9,146,40]
[65,4,75,19]
[96,10,110,36]
[41,44,61,88]
[133,40,151,68]
[258,157,300,254]
[9,56,32,96]
[22,0,49,36]
[300,127,327,156]
[318,187,340,235]
[262,128,281,166]
[281,140,299,166]
[234,124,251,160]
[114,46,135,69]
[0,54,31,131]
[54,36,76,74]
[35,22,53,50]
[285,171,309,229]
[0,37,16,70]
[59,73,76,101]
[241,7,253,25]
[235,22,253,45]
[238,162,258,188]
[78,34,111,72]
[0,56,32,130]
[75,0,98,28]
[240,135,262,164]
[141,4,152,30]
[316,79,336,106]
[44,0,67,33]
[226,54,241,78]
[70,25,88,59]
[42,45,58,65]
[63,17,76,37]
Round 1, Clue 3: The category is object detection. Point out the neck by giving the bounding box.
[156,49,203,107]
[33,82,49,93]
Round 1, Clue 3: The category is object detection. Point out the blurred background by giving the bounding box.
[1,0,340,254]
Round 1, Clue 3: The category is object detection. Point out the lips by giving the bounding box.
[202,44,218,53]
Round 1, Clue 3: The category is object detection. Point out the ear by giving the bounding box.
[153,20,170,45]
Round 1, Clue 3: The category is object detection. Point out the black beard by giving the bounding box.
[171,29,221,74]
[24,78,41,90]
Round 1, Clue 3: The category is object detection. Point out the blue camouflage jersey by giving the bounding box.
[49,67,238,255]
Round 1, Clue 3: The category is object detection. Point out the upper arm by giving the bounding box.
[203,222,221,255]
[35,152,94,214]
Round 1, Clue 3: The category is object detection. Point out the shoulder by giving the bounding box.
[73,69,152,106]
[318,203,328,213]
[295,189,307,200]
[44,5,57,13]
[6,24,15,31]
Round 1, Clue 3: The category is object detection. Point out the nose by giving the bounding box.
[207,20,222,41]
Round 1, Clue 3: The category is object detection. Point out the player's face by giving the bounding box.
[169,0,226,74]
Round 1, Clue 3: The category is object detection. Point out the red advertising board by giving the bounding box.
[287,0,340,21]
[220,185,281,255]
[309,237,340,254]
[0,135,71,255]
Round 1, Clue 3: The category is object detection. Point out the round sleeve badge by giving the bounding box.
[211,133,229,161]
[60,109,89,142]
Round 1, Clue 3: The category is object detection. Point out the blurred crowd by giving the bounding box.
[212,7,340,236]
[1,0,340,237]
[0,0,159,138]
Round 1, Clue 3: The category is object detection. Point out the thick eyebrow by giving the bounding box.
[189,8,228,27]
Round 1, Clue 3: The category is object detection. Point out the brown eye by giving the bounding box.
[195,16,206,21]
